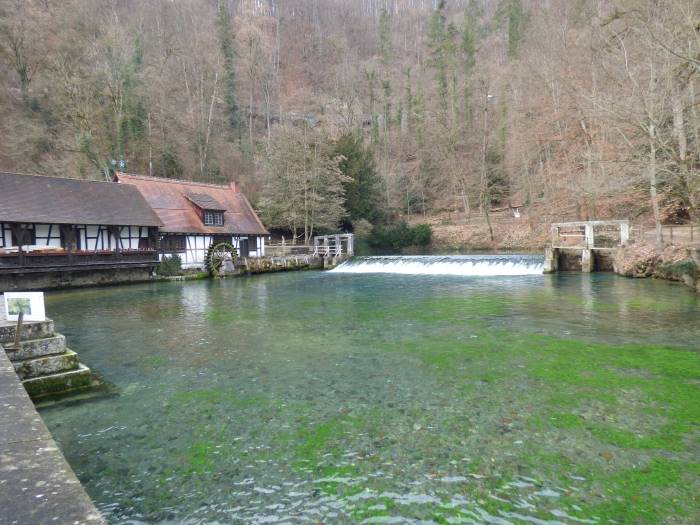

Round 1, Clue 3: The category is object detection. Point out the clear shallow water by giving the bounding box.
[38,261,700,524]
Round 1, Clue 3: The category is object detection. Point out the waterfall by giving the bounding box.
[329,255,544,276]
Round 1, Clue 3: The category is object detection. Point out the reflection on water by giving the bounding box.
[39,268,700,524]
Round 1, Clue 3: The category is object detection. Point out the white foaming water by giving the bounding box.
[330,255,544,276]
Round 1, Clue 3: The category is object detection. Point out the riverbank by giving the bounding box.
[614,243,700,293]
[426,218,547,252]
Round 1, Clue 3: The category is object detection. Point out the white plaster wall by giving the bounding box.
[82,225,100,250]
[161,234,241,269]
[117,226,148,250]
[34,224,61,248]
[0,223,153,252]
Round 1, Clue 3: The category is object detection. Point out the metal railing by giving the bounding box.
[313,234,354,257]
[264,234,354,258]
[264,244,314,257]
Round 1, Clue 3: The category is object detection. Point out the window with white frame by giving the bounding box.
[204,211,224,226]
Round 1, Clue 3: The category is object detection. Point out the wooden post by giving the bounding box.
[9,224,30,267]
[12,311,24,350]
[108,226,122,253]
[335,235,341,256]
[347,234,354,255]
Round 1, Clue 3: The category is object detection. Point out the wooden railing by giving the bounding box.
[0,249,159,273]
[639,224,699,246]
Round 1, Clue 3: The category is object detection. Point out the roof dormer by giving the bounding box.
[185,192,226,227]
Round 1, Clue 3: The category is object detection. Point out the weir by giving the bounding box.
[544,220,629,273]
[331,255,544,276]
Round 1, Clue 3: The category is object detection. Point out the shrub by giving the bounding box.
[368,221,433,252]
[158,254,183,276]
[411,223,432,246]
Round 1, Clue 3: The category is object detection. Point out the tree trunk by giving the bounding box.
[648,124,663,246]
[249,88,254,151]
[480,105,494,242]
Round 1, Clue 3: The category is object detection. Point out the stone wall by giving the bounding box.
[545,248,618,273]
[241,255,324,274]
[0,267,154,292]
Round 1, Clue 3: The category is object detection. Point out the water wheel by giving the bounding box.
[205,241,237,277]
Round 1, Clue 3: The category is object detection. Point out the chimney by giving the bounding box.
[229,181,239,193]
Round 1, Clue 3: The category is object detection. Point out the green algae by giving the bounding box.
[205,306,259,324]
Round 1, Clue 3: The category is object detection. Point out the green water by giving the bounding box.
[39,270,700,524]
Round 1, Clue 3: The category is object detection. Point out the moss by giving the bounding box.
[589,458,699,522]
[548,412,585,429]
[294,414,367,463]
[418,295,509,319]
[186,441,217,475]
[660,259,697,277]
[169,388,268,410]
[142,355,166,368]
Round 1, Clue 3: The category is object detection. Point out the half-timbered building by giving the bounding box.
[115,173,268,268]
[0,172,163,290]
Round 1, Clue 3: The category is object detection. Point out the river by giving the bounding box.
[39,255,700,524]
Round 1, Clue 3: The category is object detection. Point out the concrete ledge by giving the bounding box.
[4,334,67,361]
[13,349,81,380]
[0,266,155,293]
[0,351,105,525]
[22,365,94,399]
[0,320,54,345]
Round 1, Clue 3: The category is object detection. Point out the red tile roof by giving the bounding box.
[185,192,226,211]
[115,173,268,235]
[0,172,162,227]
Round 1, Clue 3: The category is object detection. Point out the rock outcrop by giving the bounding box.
[614,243,700,292]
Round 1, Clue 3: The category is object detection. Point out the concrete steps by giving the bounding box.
[22,364,94,398]
[0,319,54,344]
[13,349,80,380]
[1,317,95,399]
[4,334,66,360]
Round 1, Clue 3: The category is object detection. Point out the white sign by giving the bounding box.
[3,292,46,322]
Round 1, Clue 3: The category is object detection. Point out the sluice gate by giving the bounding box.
[544,220,629,273]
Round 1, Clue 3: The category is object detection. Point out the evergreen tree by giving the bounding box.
[333,133,384,225]
[366,70,380,144]
[496,0,529,58]
[428,0,449,127]
[217,2,239,140]
[378,8,391,67]
[461,1,481,73]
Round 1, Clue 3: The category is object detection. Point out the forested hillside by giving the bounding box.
[1,0,698,246]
